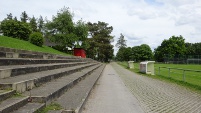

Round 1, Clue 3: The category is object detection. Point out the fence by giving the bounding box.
[164,54,201,64]
[158,67,201,86]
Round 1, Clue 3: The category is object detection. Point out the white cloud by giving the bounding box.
[0,0,201,55]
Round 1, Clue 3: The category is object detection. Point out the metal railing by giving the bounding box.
[158,67,201,82]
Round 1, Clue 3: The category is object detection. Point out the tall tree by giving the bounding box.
[29,16,38,32]
[116,47,132,61]
[87,21,114,62]
[20,11,29,23]
[115,33,127,48]
[74,19,89,48]
[37,15,44,33]
[6,13,13,20]
[46,7,77,49]
[139,44,153,61]
[154,35,186,62]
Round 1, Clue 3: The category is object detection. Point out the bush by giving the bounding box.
[29,32,44,47]
[0,19,31,41]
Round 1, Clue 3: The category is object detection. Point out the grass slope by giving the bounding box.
[0,36,69,55]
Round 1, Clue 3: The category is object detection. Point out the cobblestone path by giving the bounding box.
[111,62,201,113]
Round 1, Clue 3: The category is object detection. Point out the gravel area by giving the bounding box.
[111,62,201,113]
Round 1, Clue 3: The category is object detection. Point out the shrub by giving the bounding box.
[29,32,44,47]
[0,19,31,41]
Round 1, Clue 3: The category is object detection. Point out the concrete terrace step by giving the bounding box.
[0,47,79,60]
[22,64,102,104]
[0,63,98,93]
[51,64,105,113]
[0,90,16,102]
[0,58,83,66]
[0,96,29,113]
[11,103,45,113]
[0,62,87,79]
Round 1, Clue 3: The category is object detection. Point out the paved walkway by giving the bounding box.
[82,63,144,113]
[111,62,201,113]
[83,62,201,113]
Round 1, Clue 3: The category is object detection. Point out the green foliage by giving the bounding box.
[115,33,127,48]
[0,19,31,41]
[6,13,13,20]
[87,21,114,62]
[116,47,132,61]
[29,32,44,47]
[116,44,153,62]
[36,102,62,113]
[185,42,201,55]
[46,7,76,48]
[37,15,44,34]
[20,11,29,23]
[29,16,38,32]
[154,35,186,62]
[139,44,153,61]
[0,36,68,55]
[74,19,89,49]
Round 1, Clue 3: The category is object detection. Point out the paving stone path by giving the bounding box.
[111,62,201,113]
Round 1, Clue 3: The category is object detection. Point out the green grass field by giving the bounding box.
[0,36,69,55]
[117,62,201,91]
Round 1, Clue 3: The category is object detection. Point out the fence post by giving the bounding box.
[183,70,186,82]
[168,68,170,78]
[158,67,160,75]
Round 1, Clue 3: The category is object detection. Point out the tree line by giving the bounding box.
[154,35,201,62]
[0,7,114,62]
[115,34,201,62]
[115,33,153,62]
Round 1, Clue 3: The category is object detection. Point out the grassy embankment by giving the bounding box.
[0,36,69,55]
[118,62,201,93]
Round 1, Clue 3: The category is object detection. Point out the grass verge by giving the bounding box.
[117,61,201,94]
[0,36,69,55]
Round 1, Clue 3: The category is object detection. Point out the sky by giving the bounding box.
[1,0,201,55]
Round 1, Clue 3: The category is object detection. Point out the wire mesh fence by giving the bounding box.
[164,54,201,64]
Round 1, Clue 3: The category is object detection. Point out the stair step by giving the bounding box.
[22,64,102,103]
[0,58,82,66]
[0,63,98,93]
[0,96,29,113]
[0,90,16,102]
[11,102,45,113]
[52,64,105,113]
[0,62,87,79]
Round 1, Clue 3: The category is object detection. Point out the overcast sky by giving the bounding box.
[1,0,201,54]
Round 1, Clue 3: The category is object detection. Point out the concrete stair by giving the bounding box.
[0,47,105,113]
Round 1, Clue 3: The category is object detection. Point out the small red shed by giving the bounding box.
[73,48,86,58]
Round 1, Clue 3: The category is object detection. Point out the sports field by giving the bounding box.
[118,62,201,88]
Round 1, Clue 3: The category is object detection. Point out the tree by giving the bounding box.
[87,21,114,62]
[185,42,201,55]
[0,19,31,40]
[116,47,132,61]
[37,15,44,33]
[20,11,29,23]
[46,7,77,49]
[154,35,186,62]
[116,47,126,61]
[6,13,13,20]
[131,46,141,62]
[74,19,89,48]
[115,33,127,48]
[139,44,153,61]
[29,16,38,32]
